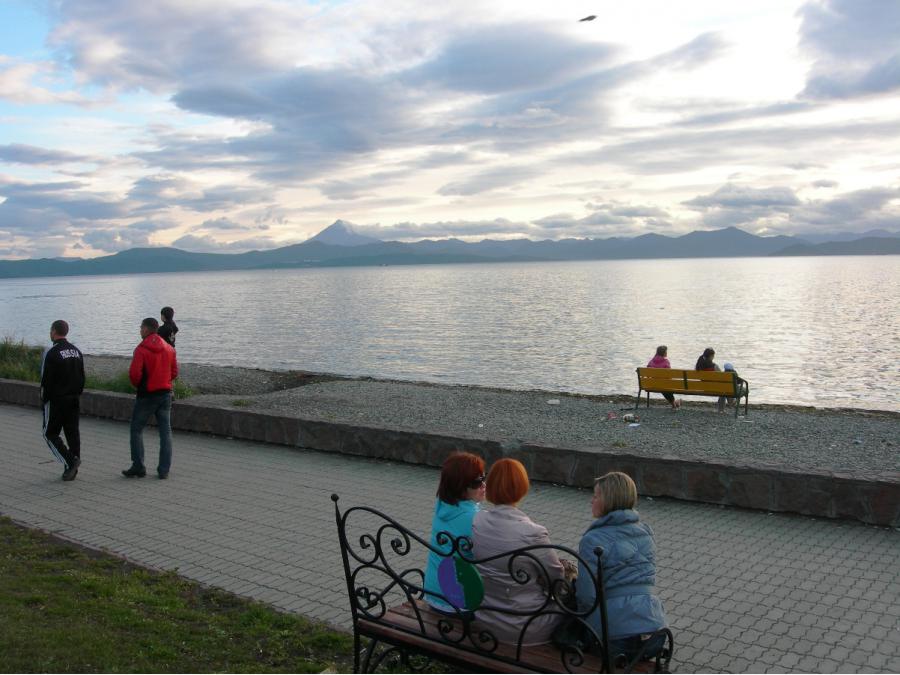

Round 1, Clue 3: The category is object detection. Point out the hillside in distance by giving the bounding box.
[1,223,897,279]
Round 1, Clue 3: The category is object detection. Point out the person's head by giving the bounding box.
[655,345,668,357]
[485,458,530,506]
[437,452,486,505]
[703,347,715,359]
[140,317,159,339]
[160,306,174,322]
[592,471,638,518]
[723,362,735,372]
[50,319,69,340]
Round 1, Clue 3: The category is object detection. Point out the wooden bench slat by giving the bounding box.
[359,600,607,674]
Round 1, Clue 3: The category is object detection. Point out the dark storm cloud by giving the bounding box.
[684,184,801,209]
[147,28,727,182]
[198,217,248,231]
[82,227,151,252]
[171,233,283,253]
[438,166,541,196]
[684,182,900,234]
[0,143,95,165]
[792,186,900,227]
[402,24,619,93]
[533,201,675,237]
[673,102,814,128]
[799,0,900,98]
[141,102,406,184]
[562,118,900,174]
[316,169,408,201]
[408,150,477,170]
[172,68,412,151]
[127,174,272,212]
[355,218,530,240]
[0,180,127,229]
[49,0,307,91]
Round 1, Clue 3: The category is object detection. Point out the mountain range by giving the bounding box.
[1,221,898,279]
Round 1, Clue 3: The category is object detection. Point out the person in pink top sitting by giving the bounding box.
[647,345,680,409]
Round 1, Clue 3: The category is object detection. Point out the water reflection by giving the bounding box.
[1,256,897,410]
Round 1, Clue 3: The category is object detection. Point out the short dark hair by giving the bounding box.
[437,452,485,505]
[142,317,159,331]
[50,319,69,337]
[703,347,715,358]
[655,345,667,357]
[160,306,174,321]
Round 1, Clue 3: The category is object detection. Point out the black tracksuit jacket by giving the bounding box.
[40,339,85,403]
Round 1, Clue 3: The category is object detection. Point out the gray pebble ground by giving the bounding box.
[86,355,899,481]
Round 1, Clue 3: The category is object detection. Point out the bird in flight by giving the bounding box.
[579,15,597,21]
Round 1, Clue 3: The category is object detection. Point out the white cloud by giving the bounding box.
[1,0,899,258]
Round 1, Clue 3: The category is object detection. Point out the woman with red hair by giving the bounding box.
[472,458,565,645]
[423,451,487,612]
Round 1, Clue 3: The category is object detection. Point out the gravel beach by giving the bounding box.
[85,354,899,481]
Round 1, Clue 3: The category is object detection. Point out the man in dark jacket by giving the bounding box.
[122,317,179,479]
[40,319,85,481]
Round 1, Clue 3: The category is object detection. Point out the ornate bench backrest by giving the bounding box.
[332,494,613,673]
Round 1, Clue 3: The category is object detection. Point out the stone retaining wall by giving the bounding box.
[5,379,897,527]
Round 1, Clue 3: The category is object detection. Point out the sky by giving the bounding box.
[1,0,899,259]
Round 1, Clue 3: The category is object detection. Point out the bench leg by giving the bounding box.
[360,637,377,673]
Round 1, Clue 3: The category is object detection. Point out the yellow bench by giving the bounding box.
[635,368,749,417]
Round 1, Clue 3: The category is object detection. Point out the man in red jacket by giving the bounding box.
[122,317,179,479]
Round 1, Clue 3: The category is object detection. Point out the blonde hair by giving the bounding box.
[593,472,637,515]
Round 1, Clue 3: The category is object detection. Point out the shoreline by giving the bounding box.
[2,355,897,526]
[81,354,898,482]
[85,353,899,416]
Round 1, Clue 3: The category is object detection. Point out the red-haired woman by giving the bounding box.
[472,458,565,645]
[423,451,487,612]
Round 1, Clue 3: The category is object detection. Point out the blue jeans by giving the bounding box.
[130,392,172,474]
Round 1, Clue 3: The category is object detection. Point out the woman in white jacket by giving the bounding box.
[472,458,565,646]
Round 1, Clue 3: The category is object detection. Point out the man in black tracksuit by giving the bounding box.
[40,319,85,481]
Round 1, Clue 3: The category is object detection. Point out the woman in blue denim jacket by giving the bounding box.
[576,472,668,661]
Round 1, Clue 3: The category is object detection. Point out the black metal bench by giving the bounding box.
[332,494,674,673]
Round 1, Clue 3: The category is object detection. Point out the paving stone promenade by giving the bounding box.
[1,403,898,673]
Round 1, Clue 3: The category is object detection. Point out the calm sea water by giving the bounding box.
[1,256,898,411]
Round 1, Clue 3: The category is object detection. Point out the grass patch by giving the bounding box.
[0,516,353,673]
[0,338,43,382]
[0,338,193,399]
[84,371,194,400]
[231,399,251,407]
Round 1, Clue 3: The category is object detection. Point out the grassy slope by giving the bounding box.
[0,517,352,673]
[0,338,193,399]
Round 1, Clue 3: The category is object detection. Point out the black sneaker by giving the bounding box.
[121,466,147,478]
[62,465,78,481]
[157,472,169,480]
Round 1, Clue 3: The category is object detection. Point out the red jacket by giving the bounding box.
[129,333,178,396]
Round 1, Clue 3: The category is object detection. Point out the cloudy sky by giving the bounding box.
[1,0,899,258]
